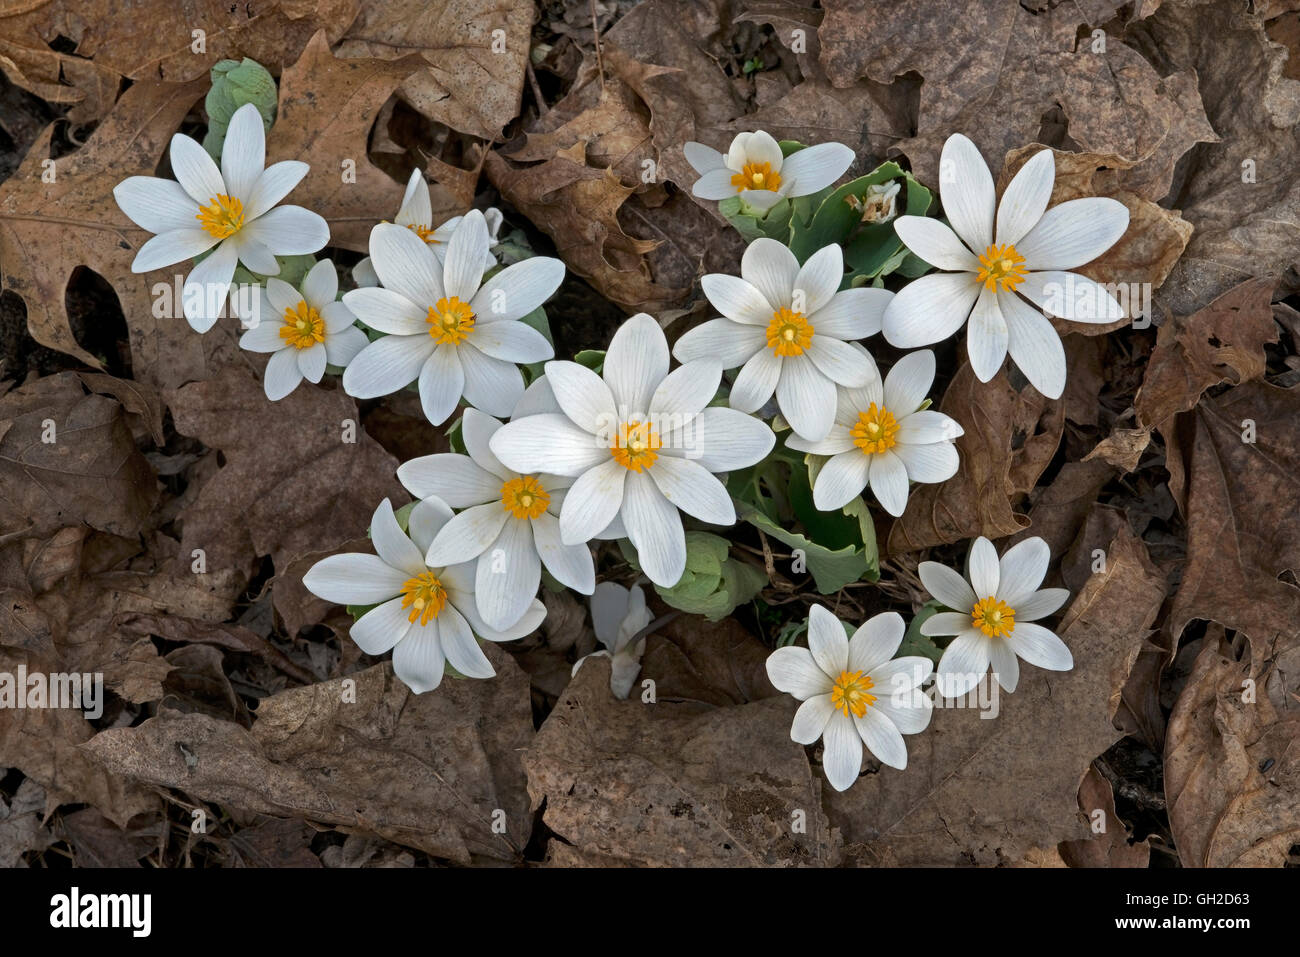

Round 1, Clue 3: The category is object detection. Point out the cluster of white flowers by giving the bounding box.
[115,111,1119,795]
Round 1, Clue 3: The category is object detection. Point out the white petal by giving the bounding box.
[510,376,563,419]
[303,552,405,606]
[544,359,618,434]
[882,272,980,348]
[238,309,285,351]
[408,496,454,554]
[1016,588,1070,621]
[297,341,327,383]
[997,537,1050,608]
[805,335,873,387]
[1015,197,1129,270]
[895,409,960,445]
[418,345,465,425]
[349,596,413,656]
[994,148,1055,247]
[437,603,496,678]
[302,258,338,308]
[807,604,849,676]
[398,453,501,507]
[683,141,724,175]
[821,712,863,791]
[621,471,687,586]
[776,357,836,441]
[918,561,977,612]
[131,227,218,272]
[114,176,199,233]
[604,313,669,414]
[1019,271,1125,324]
[939,133,996,251]
[1001,292,1066,400]
[442,209,490,301]
[234,235,278,275]
[244,160,310,221]
[459,344,524,417]
[490,414,607,476]
[1008,622,1073,672]
[988,636,1021,693]
[559,459,626,543]
[792,243,843,316]
[263,347,303,400]
[847,611,905,674]
[342,334,434,398]
[352,256,378,287]
[170,133,225,206]
[470,256,564,322]
[392,619,448,693]
[808,287,890,340]
[732,130,783,171]
[700,274,774,325]
[648,455,734,525]
[920,612,975,636]
[460,408,511,478]
[425,502,509,567]
[661,406,774,472]
[370,498,426,575]
[181,241,238,333]
[671,318,765,367]
[729,348,782,413]
[765,645,833,699]
[791,694,835,745]
[342,287,426,335]
[456,589,546,643]
[369,222,442,306]
[240,206,328,256]
[742,237,799,310]
[396,169,432,227]
[650,360,720,418]
[787,424,856,456]
[474,518,541,631]
[967,537,1000,598]
[531,512,595,593]
[935,631,991,698]
[893,439,959,484]
[780,142,854,196]
[894,217,980,271]
[692,167,739,200]
[872,681,932,735]
[854,706,908,769]
[812,450,870,510]
[220,103,266,203]
[966,286,1008,382]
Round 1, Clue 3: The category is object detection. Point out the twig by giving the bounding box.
[590,0,606,91]
[525,58,549,116]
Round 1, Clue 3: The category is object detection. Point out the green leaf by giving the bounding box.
[519,305,554,383]
[619,531,767,621]
[900,599,945,663]
[738,503,873,594]
[203,58,277,159]
[574,349,605,373]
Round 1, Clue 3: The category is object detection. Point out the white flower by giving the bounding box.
[488,313,775,588]
[396,405,595,631]
[341,210,563,424]
[766,605,933,790]
[236,259,368,400]
[572,581,653,699]
[787,349,963,515]
[673,239,891,442]
[303,497,545,694]
[853,181,901,223]
[113,102,329,333]
[919,535,1073,698]
[883,134,1130,399]
[685,131,854,212]
[353,169,501,285]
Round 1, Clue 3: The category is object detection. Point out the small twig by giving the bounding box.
[590,0,606,91]
[525,58,549,116]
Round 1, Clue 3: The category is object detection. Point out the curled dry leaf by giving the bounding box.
[1058,764,1151,867]
[827,523,1166,865]
[84,649,534,864]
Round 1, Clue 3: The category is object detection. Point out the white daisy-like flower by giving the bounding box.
[340,210,563,424]
[572,581,653,699]
[673,239,891,442]
[488,313,775,588]
[396,406,595,632]
[303,497,546,694]
[882,134,1130,399]
[353,169,501,286]
[113,102,329,333]
[236,259,368,400]
[787,349,963,515]
[684,131,854,212]
[766,604,933,791]
[919,535,1073,699]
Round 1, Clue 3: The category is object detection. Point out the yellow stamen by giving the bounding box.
[766,307,814,357]
[278,300,325,350]
[976,243,1027,293]
[971,596,1016,639]
[427,296,475,345]
[850,403,900,455]
[400,571,447,627]
[830,669,876,718]
[501,475,550,520]
[610,420,661,472]
[730,161,782,193]
[409,223,441,245]
[196,194,245,239]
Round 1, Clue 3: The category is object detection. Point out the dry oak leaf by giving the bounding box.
[640,611,779,707]
[1135,276,1278,430]
[84,650,535,864]
[0,372,157,541]
[269,31,459,252]
[1164,634,1300,866]
[336,0,532,140]
[1058,764,1151,867]
[887,361,1061,555]
[524,656,841,866]
[166,365,405,600]
[826,523,1166,865]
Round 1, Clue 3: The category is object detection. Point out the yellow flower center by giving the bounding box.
[409,223,441,244]
[976,243,1027,293]
[850,403,900,455]
[730,161,782,192]
[830,669,876,718]
[279,300,325,350]
[500,475,550,520]
[427,296,475,345]
[766,307,814,357]
[971,596,1016,638]
[610,420,661,472]
[196,194,245,239]
[400,571,447,627]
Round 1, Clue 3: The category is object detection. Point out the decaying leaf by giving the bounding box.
[1058,764,1151,867]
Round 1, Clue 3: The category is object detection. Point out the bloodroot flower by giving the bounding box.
[919,535,1073,698]
[113,103,328,332]
[766,605,933,791]
[673,239,892,442]
[237,259,367,400]
[303,498,545,694]
[685,131,854,212]
[883,134,1129,398]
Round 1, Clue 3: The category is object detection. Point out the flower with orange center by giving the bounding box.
[975,243,1027,293]
[849,402,900,455]
[196,194,245,239]
[971,596,1016,638]
[278,300,326,350]
[500,475,550,520]
[766,307,814,357]
[427,296,475,345]
[830,669,876,718]
[730,161,782,193]
[408,223,441,245]
[609,420,661,472]
[399,570,447,627]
